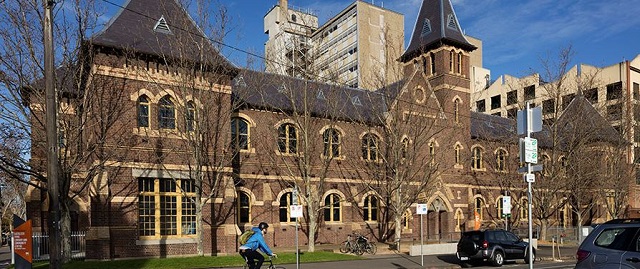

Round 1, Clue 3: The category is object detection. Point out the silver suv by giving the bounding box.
[575,219,640,269]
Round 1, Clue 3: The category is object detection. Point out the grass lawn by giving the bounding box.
[30,252,362,269]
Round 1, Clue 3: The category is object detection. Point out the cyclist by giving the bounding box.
[239,222,277,269]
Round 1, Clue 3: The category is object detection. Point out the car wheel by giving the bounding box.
[492,251,504,267]
[525,248,536,264]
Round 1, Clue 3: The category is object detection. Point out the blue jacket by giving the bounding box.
[241,227,273,256]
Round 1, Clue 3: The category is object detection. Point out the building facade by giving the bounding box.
[25,0,624,261]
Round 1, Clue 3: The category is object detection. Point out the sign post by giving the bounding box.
[12,215,32,269]
[502,195,511,231]
[517,102,542,269]
[416,204,428,266]
[290,188,301,269]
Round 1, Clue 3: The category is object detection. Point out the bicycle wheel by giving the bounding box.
[339,240,351,253]
[354,243,364,255]
[366,242,377,254]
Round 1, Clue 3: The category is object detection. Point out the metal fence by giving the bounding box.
[32,231,86,261]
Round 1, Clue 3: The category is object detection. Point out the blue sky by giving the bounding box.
[99,0,640,80]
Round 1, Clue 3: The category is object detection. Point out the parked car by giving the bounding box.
[456,229,535,267]
[575,218,640,269]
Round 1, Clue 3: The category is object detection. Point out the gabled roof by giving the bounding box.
[232,69,389,125]
[400,0,476,62]
[554,94,625,146]
[91,0,232,68]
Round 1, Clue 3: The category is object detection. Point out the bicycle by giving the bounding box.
[339,233,376,255]
[242,255,285,269]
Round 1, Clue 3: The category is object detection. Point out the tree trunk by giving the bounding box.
[539,219,549,241]
[60,201,71,263]
[394,214,402,250]
[196,201,204,256]
[307,203,317,252]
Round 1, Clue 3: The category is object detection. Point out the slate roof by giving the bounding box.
[232,69,394,125]
[91,0,233,69]
[400,0,476,62]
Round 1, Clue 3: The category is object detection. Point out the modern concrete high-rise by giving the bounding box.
[264,0,404,90]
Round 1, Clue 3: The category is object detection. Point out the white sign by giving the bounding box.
[290,205,303,218]
[416,204,428,215]
[502,196,511,215]
[525,173,535,183]
[520,137,538,164]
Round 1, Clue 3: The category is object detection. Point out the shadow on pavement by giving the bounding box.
[436,254,461,265]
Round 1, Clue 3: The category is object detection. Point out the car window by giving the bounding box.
[594,227,639,251]
[485,231,495,241]
[505,232,520,242]
[495,231,507,242]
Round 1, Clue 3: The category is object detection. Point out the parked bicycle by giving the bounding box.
[339,233,376,255]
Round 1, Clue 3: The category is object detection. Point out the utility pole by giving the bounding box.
[44,0,62,268]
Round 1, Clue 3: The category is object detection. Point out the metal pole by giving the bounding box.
[420,214,423,266]
[295,218,299,269]
[526,102,534,269]
[44,0,61,268]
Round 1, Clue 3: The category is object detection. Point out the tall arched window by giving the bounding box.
[186,101,196,131]
[496,149,507,172]
[323,128,341,158]
[137,95,150,128]
[231,117,249,151]
[362,133,379,161]
[449,50,454,72]
[454,99,460,123]
[430,52,436,75]
[324,193,341,222]
[457,52,463,74]
[279,192,295,223]
[496,197,504,219]
[402,210,412,230]
[158,95,176,129]
[429,141,436,164]
[472,146,483,169]
[363,195,378,221]
[237,191,251,223]
[454,144,462,165]
[475,197,484,220]
[401,137,409,159]
[278,123,298,154]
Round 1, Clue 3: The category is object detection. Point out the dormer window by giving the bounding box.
[154,16,172,34]
[420,19,432,37]
[447,14,458,31]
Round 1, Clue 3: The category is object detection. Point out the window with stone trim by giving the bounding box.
[231,117,249,151]
[362,133,380,161]
[472,146,483,170]
[363,195,379,222]
[237,191,251,224]
[474,197,484,220]
[496,149,507,172]
[138,177,196,237]
[278,123,298,154]
[186,101,196,131]
[158,95,176,129]
[454,144,462,165]
[323,128,341,158]
[496,197,504,219]
[324,193,341,222]
[454,99,460,123]
[137,95,150,128]
[279,192,296,223]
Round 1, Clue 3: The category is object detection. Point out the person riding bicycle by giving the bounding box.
[239,222,277,269]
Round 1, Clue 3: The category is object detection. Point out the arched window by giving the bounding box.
[520,199,528,220]
[363,195,378,221]
[401,210,412,230]
[401,137,410,159]
[158,95,176,129]
[454,144,462,165]
[472,147,483,169]
[496,149,507,172]
[186,101,196,131]
[323,128,341,158]
[279,192,295,223]
[237,191,251,223]
[231,117,249,151]
[362,133,379,161]
[430,52,436,75]
[429,141,436,164]
[457,52,463,74]
[324,193,341,222]
[449,50,454,72]
[137,95,150,127]
[278,123,298,154]
[496,197,504,219]
[454,99,460,123]
[474,197,484,220]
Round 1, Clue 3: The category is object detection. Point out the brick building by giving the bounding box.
[25,0,624,260]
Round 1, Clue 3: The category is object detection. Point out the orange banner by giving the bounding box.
[13,219,32,263]
[473,212,481,230]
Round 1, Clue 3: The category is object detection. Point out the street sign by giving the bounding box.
[524,173,535,183]
[517,106,542,135]
[519,137,538,164]
[518,164,543,173]
[416,204,428,215]
[502,196,511,215]
[290,205,303,218]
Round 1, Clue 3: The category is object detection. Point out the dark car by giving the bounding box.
[456,229,535,267]
[575,218,640,269]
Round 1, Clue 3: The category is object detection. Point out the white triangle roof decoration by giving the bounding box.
[154,16,172,34]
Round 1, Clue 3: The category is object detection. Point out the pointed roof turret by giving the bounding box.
[400,0,476,62]
[92,0,232,68]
